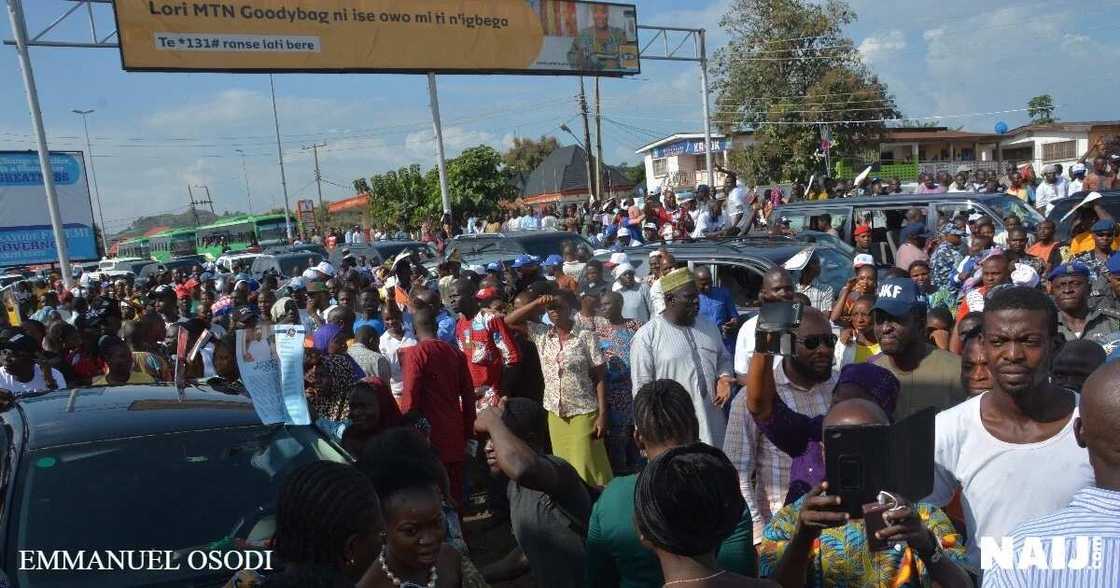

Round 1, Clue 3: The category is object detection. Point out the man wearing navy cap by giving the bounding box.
[541,254,577,292]
[895,223,930,272]
[1071,217,1118,281]
[511,254,546,294]
[869,277,965,420]
[1049,262,1120,342]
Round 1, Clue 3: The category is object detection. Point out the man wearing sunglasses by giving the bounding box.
[870,277,966,421]
[724,306,837,546]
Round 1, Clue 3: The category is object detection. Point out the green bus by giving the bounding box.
[149,228,199,262]
[195,213,293,259]
[116,237,151,259]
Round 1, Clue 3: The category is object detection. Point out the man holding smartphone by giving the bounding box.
[760,398,971,587]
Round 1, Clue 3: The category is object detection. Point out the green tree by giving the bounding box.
[619,162,645,187]
[712,0,899,182]
[1027,94,1056,124]
[353,177,371,194]
[439,145,516,221]
[367,165,434,228]
[502,135,560,176]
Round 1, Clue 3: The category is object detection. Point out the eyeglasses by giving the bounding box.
[797,334,837,350]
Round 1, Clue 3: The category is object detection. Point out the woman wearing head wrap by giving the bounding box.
[304,348,363,425]
[270,297,301,325]
[748,362,900,504]
[634,443,767,587]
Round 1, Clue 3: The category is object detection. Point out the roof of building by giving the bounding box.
[635,132,730,154]
[521,145,633,198]
[1006,120,1120,135]
[880,127,1001,142]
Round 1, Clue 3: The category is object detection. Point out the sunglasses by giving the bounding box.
[797,334,837,350]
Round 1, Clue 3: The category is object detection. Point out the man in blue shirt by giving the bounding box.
[695,266,738,353]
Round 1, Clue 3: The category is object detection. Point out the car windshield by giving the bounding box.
[11,424,347,588]
[453,238,510,256]
[278,254,322,277]
[518,234,590,258]
[376,243,436,260]
[984,195,1045,227]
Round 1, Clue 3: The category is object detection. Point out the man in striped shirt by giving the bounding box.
[982,360,1120,587]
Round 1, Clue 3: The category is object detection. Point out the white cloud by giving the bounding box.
[858,30,906,64]
[404,126,497,159]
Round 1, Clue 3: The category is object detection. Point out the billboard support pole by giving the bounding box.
[427,73,451,218]
[269,74,294,242]
[6,0,73,288]
[699,29,714,188]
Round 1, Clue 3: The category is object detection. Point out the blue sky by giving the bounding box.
[1,0,1115,234]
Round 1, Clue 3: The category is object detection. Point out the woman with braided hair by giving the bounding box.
[224,461,385,588]
[634,443,774,587]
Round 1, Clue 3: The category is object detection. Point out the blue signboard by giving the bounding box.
[0,152,98,267]
[651,138,729,159]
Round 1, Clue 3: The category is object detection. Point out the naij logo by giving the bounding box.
[980,536,1103,571]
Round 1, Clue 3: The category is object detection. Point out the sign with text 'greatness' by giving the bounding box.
[113,0,640,75]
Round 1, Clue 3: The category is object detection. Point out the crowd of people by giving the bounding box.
[3,152,1120,587]
[5,197,1120,586]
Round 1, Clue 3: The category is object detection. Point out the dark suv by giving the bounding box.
[452,231,593,258]
[594,237,853,315]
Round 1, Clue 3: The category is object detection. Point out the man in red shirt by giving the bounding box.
[400,306,476,508]
[450,279,520,408]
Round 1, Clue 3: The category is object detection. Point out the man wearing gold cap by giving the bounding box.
[629,267,735,446]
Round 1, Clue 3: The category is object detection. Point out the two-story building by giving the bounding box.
[635,132,754,194]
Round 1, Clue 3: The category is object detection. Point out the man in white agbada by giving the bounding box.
[630,268,735,446]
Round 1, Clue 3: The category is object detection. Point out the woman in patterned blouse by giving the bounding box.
[504,292,613,487]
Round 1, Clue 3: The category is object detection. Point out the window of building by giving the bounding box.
[1042,140,1077,162]
[652,158,668,177]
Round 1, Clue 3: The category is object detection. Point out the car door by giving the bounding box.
[706,259,768,317]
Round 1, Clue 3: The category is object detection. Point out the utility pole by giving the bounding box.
[72,109,109,257]
[199,185,215,215]
[235,148,252,213]
[303,143,327,213]
[269,74,294,242]
[593,77,604,204]
[7,0,73,288]
[187,185,200,226]
[578,77,596,203]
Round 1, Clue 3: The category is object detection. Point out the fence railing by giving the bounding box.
[834,160,1002,182]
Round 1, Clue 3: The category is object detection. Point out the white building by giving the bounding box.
[635,132,755,194]
[999,121,1120,173]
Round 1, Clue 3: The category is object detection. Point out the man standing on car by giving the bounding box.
[1085,156,1118,192]
[1034,164,1067,215]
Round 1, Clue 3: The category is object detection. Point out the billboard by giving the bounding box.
[112,0,639,75]
[0,152,98,267]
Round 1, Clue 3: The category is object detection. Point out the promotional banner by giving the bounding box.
[274,324,311,426]
[0,152,98,266]
[235,325,287,424]
[113,0,639,75]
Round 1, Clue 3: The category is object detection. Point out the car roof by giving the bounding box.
[13,384,261,449]
[776,192,1016,208]
[1048,189,1120,209]
[604,237,813,264]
